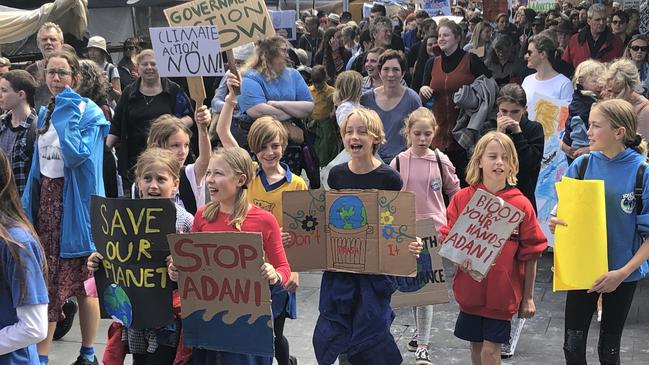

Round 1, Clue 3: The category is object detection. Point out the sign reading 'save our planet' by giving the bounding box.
[149,26,225,77]
[163,0,275,51]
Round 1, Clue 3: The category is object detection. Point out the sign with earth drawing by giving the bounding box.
[282,189,417,276]
[90,196,177,330]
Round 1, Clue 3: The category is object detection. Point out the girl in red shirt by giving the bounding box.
[439,132,547,364]
[170,147,291,365]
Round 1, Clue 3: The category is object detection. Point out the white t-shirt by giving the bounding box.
[335,101,360,127]
[38,124,64,178]
[521,73,573,120]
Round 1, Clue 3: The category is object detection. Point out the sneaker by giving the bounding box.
[407,329,418,352]
[415,347,432,365]
[501,342,514,359]
[597,310,602,322]
[71,355,98,365]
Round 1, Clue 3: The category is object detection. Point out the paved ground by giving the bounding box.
[49,254,649,364]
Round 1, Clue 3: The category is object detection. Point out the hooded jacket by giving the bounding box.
[567,150,649,282]
[452,75,499,154]
[440,184,548,321]
[389,149,460,229]
[22,87,110,258]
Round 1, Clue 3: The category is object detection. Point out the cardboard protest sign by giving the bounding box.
[164,0,275,51]
[553,178,608,291]
[392,219,450,308]
[282,189,417,276]
[527,0,556,12]
[269,10,296,41]
[167,232,273,356]
[149,26,225,77]
[530,93,570,248]
[419,0,452,16]
[439,189,524,281]
[90,196,176,330]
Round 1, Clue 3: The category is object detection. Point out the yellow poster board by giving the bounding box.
[553,177,608,291]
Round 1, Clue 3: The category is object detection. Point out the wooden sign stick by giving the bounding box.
[187,76,206,110]
[226,49,240,95]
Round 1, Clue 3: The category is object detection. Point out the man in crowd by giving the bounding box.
[297,15,322,67]
[562,3,624,69]
[25,22,64,110]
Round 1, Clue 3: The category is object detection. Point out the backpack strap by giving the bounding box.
[178,166,197,215]
[434,149,445,186]
[635,159,648,215]
[395,154,401,172]
[577,154,590,180]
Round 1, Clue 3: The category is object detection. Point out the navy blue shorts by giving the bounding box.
[454,311,511,344]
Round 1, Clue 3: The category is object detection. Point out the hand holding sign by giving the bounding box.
[439,189,524,281]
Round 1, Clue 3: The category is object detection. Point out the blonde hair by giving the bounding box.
[243,36,287,80]
[602,58,642,97]
[135,49,155,66]
[572,59,605,90]
[333,71,363,105]
[340,108,386,154]
[147,114,193,148]
[465,132,519,186]
[591,99,648,156]
[248,117,288,154]
[402,107,437,148]
[134,148,182,195]
[202,147,256,229]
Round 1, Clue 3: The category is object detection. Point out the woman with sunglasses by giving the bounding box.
[624,35,649,96]
[117,37,141,90]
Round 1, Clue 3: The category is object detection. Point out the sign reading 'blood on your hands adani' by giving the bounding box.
[163,0,275,51]
[167,232,273,357]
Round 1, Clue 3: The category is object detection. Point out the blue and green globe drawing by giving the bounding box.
[103,284,133,327]
[329,196,367,230]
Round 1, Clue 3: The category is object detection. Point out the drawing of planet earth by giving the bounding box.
[329,196,367,230]
[103,284,132,327]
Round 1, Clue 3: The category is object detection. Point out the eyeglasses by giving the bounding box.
[46,69,72,78]
[630,45,649,52]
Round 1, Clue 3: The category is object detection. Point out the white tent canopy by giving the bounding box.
[0,0,88,44]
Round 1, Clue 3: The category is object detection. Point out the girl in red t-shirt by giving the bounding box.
[169,147,291,365]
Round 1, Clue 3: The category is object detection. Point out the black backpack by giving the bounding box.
[395,149,450,206]
[577,154,648,214]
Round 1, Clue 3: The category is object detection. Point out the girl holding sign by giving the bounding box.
[314,107,423,365]
[440,132,547,364]
[390,107,460,365]
[169,147,292,365]
[0,149,49,365]
[216,73,305,365]
[87,148,194,365]
[549,99,649,365]
[21,49,110,365]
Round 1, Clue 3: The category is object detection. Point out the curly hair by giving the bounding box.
[243,36,287,80]
[76,59,109,106]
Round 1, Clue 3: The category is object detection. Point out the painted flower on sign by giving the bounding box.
[301,215,318,231]
[380,211,394,225]
[382,224,395,240]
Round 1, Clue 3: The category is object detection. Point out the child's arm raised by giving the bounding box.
[193,105,212,182]
[215,73,241,149]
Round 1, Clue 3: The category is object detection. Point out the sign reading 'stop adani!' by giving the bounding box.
[164,0,275,51]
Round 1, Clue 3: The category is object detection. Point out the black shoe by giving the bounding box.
[53,299,77,340]
[71,354,98,365]
[289,355,298,365]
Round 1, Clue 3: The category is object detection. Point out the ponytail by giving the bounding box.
[38,96,56,135]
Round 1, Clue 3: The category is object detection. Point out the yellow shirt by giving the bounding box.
[248,162,308,225]
[309,84,335,120]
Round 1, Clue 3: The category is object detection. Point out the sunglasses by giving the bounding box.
[631,45,649,52]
